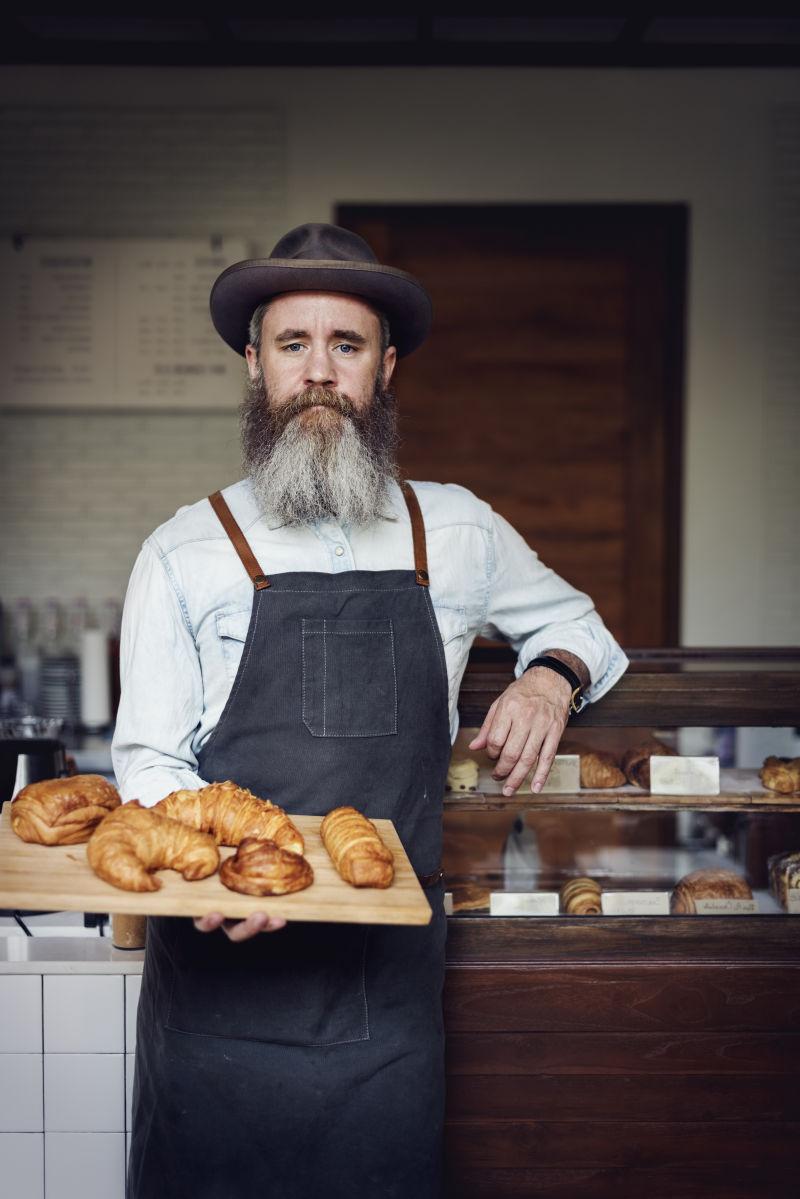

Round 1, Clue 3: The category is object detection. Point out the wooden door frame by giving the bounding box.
[338,203,687,646]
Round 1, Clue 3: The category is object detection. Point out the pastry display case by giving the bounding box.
[442,648,800,1199]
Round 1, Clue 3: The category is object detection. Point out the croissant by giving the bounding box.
[670,868,752,915]
[760,756,800,795]
[156,780,304,855]
[220,837,314,896]
[560,876,603,915]
[320,806,394,888]
[87,800,219,892]
[11,774,121,845]
[621,740,677,790]
[579,750,626,789]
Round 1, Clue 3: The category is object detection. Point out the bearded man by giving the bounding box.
[113,223,628,1199]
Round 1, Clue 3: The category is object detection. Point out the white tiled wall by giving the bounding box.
[1,411,243,604]
[1,973,140,1199]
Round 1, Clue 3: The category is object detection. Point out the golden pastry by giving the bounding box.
[220,837,314,896]
[560,876,603,915]
[87,800,219,892]
[621,740,677,790]
[320,805,394,888]
[10,774,121,846]
[578,750,626,789]
[670,868,752,914]
[156,780,303,855]
[446,757,480,792]
[767,850,800,909]
[759,756,800,795]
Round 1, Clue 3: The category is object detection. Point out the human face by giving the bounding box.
[245,291,396,422]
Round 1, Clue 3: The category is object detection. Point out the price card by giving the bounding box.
[650,756,720,795]
[786,891,800,914]
[490,892,560,916]
[601,891,671,916]
[694,897,758,915]
[537,755,580,794]
[443,892,454,916]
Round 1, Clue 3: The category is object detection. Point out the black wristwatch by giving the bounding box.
[524,654,587,715]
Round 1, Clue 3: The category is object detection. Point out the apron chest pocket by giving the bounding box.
[301,617,398,738]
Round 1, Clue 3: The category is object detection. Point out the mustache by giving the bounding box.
[271,385,359,427]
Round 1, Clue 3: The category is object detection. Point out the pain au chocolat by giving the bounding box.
[11,774,121,846]
[670,868,752,914]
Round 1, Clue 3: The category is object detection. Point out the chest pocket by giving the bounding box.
[301,617,398,738]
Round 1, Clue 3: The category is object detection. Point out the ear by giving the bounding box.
[381,345,397,388]
[244,344,260,381]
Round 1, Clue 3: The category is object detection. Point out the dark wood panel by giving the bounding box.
[444,1166,796,1199]
[446,1030,800,1074]
[444,1120,799,1169]
[446,915,800,964]
[444,966,800,1032]
[445,1073,792,1121]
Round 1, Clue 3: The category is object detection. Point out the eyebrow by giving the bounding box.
[273,328,369,346]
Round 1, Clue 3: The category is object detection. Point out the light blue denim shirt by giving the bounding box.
[112,478,629,805]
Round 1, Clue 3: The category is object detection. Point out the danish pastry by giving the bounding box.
[320,805,394,888]
[156,780,303,855]
[11,774,121,846]
[220,837,314,896]
[86,800,219,892]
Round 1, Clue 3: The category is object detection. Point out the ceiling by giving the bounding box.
[5,15,800,68]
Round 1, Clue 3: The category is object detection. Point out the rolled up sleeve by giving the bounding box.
[111,540,207,805]
[480,511,629,704]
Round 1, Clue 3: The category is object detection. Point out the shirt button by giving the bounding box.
[335,545,345,557]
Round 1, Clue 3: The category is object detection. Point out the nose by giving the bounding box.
[304,343,336,388]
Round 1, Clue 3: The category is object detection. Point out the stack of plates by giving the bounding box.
[39,655,81,725]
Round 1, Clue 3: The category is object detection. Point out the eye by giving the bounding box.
[336,343,357,355]
[283,343,304,352]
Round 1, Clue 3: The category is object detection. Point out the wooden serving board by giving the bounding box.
[0,806,432,926]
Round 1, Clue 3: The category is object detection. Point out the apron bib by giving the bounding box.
[128,483,452,1199]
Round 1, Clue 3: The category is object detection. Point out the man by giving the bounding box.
[113,223,628,1198]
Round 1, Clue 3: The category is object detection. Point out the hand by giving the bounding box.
[193,911,287,942]
[468,667,571,796]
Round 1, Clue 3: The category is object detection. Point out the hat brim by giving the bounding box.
[210,258,432,358]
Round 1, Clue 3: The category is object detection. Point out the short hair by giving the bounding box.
[247,297,391,357]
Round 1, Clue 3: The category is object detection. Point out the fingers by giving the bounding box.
[530,725,563,794]
[193,911,287,940]
[498,725,548,796]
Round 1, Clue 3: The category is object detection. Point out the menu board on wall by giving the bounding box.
[0,238,249,409]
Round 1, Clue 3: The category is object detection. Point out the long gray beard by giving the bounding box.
[240,371,399,527]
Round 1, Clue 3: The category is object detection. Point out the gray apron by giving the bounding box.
[128,483,451,1199]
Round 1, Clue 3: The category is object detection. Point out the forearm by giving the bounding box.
[541,647,591,692]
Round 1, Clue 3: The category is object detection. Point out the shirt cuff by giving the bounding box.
[514,625,630,705]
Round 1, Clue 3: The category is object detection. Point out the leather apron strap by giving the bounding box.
[208,483,430,588]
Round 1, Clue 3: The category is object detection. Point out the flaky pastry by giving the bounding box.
[760,756,800,795]
[220,837,314,896]
[320,805,394,888]
[86,800,219,892]
[156,780,303,855]
[11,774,121,846]
[560,876,603,915]
[621,740,677,790]
[670,868,752,915]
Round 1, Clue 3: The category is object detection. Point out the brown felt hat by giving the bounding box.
[209,223,432,358]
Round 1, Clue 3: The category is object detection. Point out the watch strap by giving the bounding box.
[524,655,586,715]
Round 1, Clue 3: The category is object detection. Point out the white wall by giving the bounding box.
[1,66,798,646]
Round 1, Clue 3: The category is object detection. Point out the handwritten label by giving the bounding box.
[694,898,758,915]
[490,892,560,916]
[650,756,720,795]
[538,755,580,794]
[786,891,800,913]
[601,891,671,916]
